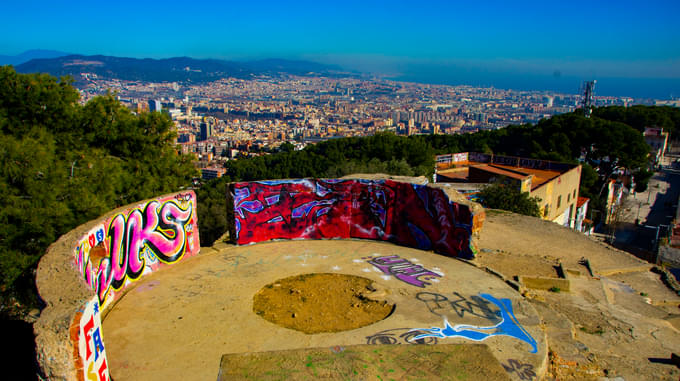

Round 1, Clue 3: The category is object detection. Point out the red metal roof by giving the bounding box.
[577,197,590,208]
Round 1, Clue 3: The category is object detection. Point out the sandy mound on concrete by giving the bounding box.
[252,273,393,334]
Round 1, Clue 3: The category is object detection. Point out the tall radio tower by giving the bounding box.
[581,80,596,118]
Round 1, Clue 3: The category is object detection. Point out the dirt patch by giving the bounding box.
[253,273,394,334]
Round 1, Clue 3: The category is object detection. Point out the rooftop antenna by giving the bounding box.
[581,80,596,118]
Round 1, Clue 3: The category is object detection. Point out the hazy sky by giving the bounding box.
[2,0,679,80]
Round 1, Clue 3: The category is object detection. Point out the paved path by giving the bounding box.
[613,155,680,257]
[101,240,546,381]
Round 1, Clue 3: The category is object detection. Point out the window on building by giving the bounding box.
[573,190,576,199]
[544,205,550,217]
[557,195,562,209]
[567,193,571,202]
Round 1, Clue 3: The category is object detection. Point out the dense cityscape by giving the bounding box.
[75,72,671,179]
[3,1,680,380]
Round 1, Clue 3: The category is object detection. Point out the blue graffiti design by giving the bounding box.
[234,187,265,219]
[448,202,472,231]
[371,203,387,228]
[235,200,264,219]
[407,222,432,250]
[234,187,250,204]
[316,182,331,197]
[266,216,284,223]
[235,218,241,240]
[291,200,336,219]
[356,179,385,185]
[256,179,313,187]
[316,207,331,217]
[265,194,280,206]
[366,186,389,228]
[411,293,538,353]
[413,184,435,218]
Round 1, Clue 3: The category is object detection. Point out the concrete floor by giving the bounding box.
[102,240,546,381]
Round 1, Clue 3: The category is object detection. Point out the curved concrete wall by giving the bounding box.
[35,179,481,380]
[35,191,199,380]
[231,179,478,259]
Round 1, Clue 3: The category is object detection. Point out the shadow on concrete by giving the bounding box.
[648,355,680,369]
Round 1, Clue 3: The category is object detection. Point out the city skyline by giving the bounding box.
[2,0,680,98]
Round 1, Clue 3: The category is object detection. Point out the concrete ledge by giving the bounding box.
[519,276,571,292]
[564,268,582,278]
[485,266,506,280]
[506,279,524,292]
[598,265,653,277]
[650,300,680,307]
[34,191,200,380]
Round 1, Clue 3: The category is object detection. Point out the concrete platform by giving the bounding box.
[217,344,510,380]
[102,240,547,380]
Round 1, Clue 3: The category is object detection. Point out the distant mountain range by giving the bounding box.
[13,54,348,83]
[0,49,72,66]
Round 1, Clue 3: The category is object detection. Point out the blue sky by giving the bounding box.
[2,0,679,82]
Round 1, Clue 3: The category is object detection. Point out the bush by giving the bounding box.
[478,183,542,217]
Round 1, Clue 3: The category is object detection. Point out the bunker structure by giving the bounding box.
[34,178,546,380]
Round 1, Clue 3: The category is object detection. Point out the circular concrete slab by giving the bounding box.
[102,240,546,381]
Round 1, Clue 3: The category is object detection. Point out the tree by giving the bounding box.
[478,183,542,217]
[0,66,197,315]
[633,169,653,193]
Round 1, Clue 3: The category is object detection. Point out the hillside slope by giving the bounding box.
[475,211,680,380]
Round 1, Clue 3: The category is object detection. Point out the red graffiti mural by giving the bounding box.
[231,179,474,258]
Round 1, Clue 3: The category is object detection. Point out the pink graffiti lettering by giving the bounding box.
[368,255,442,288]
[96,200,192,303]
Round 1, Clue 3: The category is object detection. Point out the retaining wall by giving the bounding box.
[35,191,200,380]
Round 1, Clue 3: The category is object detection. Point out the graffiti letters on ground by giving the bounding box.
[231,179,475,258]
[367,255,442,288]
[74,192,200,307]
[411,294,538,353]
[366,328,438,345]
[78,297,109,381]
[502,359,536,380]
[416,291,497,320]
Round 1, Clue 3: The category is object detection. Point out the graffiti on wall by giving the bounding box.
[78,297,110,381]
[492,155,520,167]
[410,293,538,353]
[367,255,442,288]
[231,179,474,259]
[74,192,199,307]
[469,152,491,163]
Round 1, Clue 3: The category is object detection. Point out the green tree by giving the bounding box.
[0,66,197,314]
[478,183,542,217]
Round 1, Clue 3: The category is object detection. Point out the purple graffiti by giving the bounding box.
[367,255,442,288]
